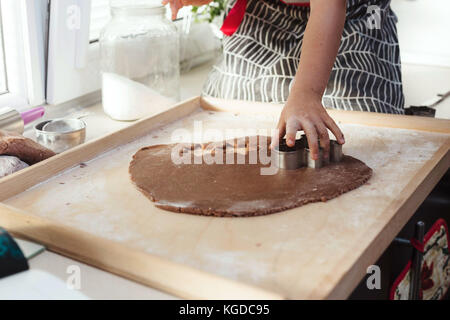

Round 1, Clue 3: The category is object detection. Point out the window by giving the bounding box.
[0,14,8,95]
[0,0,46,110]
[46,0,186,105]
[47,0,100,105]
[0,0,206,108]
[90,0,110,43]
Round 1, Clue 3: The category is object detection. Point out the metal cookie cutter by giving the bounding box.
[35,119,86,154]
[302,134,344,168]
[330,140,343,163]
[273,138,307,170]
[274,135,344,170]
[299,134,327,169]
[305,139,344,168]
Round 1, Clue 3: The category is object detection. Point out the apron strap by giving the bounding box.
[220,0,248,36]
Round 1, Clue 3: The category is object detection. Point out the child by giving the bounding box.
[163,0,404,160]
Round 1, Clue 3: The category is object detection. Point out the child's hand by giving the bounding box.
[271,0,346,161]
[162,0,213,20]
[271,92,345,161]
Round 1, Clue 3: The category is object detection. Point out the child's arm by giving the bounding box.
[272,0,346,161]
[162,0,213,20]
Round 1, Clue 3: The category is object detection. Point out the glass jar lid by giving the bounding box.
[110,0,165,16]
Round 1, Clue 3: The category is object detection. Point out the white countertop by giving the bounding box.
[6,61,214,300]
[4,61,450,299]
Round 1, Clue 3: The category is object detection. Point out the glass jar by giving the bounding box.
[100,0,180,121]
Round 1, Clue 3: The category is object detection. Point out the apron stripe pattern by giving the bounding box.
[221,0,310,36]
[203,0,405,114]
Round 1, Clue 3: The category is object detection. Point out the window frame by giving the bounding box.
[0,0,47,110]
[47,0,100,105]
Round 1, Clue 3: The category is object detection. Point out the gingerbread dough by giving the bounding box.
[0,130,55,165]
[129,136,372,217]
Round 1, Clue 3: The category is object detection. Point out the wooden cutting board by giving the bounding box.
[0,97,449,299]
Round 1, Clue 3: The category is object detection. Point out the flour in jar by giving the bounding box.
[102,73,176,121]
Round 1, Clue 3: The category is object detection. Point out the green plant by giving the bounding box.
[191,0,226,23]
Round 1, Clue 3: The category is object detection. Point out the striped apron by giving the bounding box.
[202,0,405,114]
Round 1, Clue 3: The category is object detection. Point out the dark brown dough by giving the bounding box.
[0,130,55,165]
[129,136,372,217]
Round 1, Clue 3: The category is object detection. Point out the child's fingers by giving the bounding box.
[316,123,330,160]
[323,114,345,144]
[165,0,182,20]
[270,118,286,149]
[182,0,212,5]
[285,117,300,147]
[170,1,178,19]
[302,122,319,160]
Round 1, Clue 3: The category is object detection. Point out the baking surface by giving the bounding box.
[4,109,449,299]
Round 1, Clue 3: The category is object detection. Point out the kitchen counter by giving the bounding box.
[4,61,450,299]
[6,61,215,300]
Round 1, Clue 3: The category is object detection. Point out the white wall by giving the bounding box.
[391,0,450,67]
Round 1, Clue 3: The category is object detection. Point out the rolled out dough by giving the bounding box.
[129,136,372,217]
[0,130,55,165]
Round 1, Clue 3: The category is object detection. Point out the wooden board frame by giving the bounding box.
[0,96,449,299]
